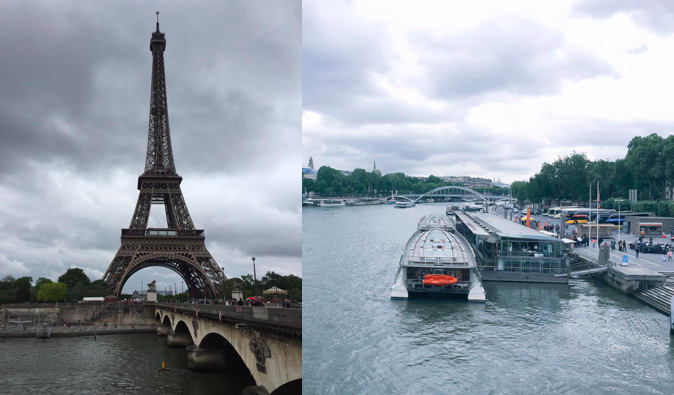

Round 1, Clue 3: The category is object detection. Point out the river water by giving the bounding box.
[303,203,674,395]
[0,333,253,394]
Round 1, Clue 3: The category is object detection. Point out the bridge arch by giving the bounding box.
[174,320,190,334]
[197,332,256,384]
[107,254,219,299]
[271,379,302,395]
[155,306,301,393]
[414,186,485,203]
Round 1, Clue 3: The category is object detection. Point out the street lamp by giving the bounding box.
[181,281,184,302]
[618,199,621,242]
[252,256,258,299]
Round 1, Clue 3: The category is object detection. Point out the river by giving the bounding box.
[0,333,253,394]
[303,203,674,394]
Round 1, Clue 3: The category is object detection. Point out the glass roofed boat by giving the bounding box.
[391,214,486,302]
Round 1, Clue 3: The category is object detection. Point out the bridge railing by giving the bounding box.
[155,303,302,328]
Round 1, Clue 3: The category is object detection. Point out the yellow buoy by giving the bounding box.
[159,361,170,371]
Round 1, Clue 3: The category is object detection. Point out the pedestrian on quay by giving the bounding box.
[668,249,673,261]
[636,244,640,258]
[663,248,667,262]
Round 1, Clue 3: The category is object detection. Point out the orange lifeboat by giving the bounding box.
[422,274,458,286]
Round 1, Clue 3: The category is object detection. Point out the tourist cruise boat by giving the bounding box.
[318,199,346,207]
[394,201,415,208]
[391,214,486,302]
[353,197,386,206]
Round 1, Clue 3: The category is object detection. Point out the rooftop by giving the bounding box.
[458,212,561,242]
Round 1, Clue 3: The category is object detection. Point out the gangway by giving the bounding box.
[569,266,609,278]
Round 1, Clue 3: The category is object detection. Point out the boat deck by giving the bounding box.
[403,228,477,268]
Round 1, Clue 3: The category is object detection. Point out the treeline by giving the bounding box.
[217,271,302,302]
[303,167,508,197]
[154,271,302,302]
[601,198,674,217]
[1,268,302,304]
[510,134,674,203]
[0,268,108,303]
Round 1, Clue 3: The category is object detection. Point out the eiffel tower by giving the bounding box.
[103,15,226,298]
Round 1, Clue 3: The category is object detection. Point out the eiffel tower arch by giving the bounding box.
[103,17,227,299]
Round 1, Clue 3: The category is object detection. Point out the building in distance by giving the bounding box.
[440,176,493,189]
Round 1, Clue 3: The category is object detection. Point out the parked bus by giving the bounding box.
[601,212,650,225]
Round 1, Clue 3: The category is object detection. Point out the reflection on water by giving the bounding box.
[0,334,252,394]
[303,204,674,395]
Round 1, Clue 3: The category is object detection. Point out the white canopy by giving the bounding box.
[263,286,287,295]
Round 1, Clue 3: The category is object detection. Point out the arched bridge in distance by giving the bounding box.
[155,303,301,395]
[408,186,487,203]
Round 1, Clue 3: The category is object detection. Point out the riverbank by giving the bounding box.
[0,324,156,338]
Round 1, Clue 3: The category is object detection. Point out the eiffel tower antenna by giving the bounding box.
[103,18,226,299]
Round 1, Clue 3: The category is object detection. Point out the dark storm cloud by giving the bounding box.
[0,0,301,283]
[571,0,674,35]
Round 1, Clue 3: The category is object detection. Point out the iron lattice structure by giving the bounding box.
[103,20,227,299]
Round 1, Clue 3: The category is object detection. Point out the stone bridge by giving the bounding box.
[155,303,301,394]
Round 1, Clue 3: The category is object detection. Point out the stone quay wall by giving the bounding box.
[0,303,155,325]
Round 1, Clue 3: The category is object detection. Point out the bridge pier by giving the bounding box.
[156,326,170,336]
[186,345,227,371]
[167,331,193,347]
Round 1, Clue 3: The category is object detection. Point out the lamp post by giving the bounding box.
[181,281,184,303]
[141,281,143,302]
[618,199,621,242]
[252,257,258,299]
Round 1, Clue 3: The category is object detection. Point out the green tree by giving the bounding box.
[90,280,109,297]
[511,181,529,202]
[37,282,67,302]
[35,277,53,289]
[13,276,32,303]
[58,268,91,288]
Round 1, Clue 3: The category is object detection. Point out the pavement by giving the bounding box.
[491,205,674,273]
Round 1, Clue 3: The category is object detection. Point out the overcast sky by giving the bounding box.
[0,0,301,292]
[303,0,674,183]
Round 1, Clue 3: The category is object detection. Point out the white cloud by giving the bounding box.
[303,0,674,184]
